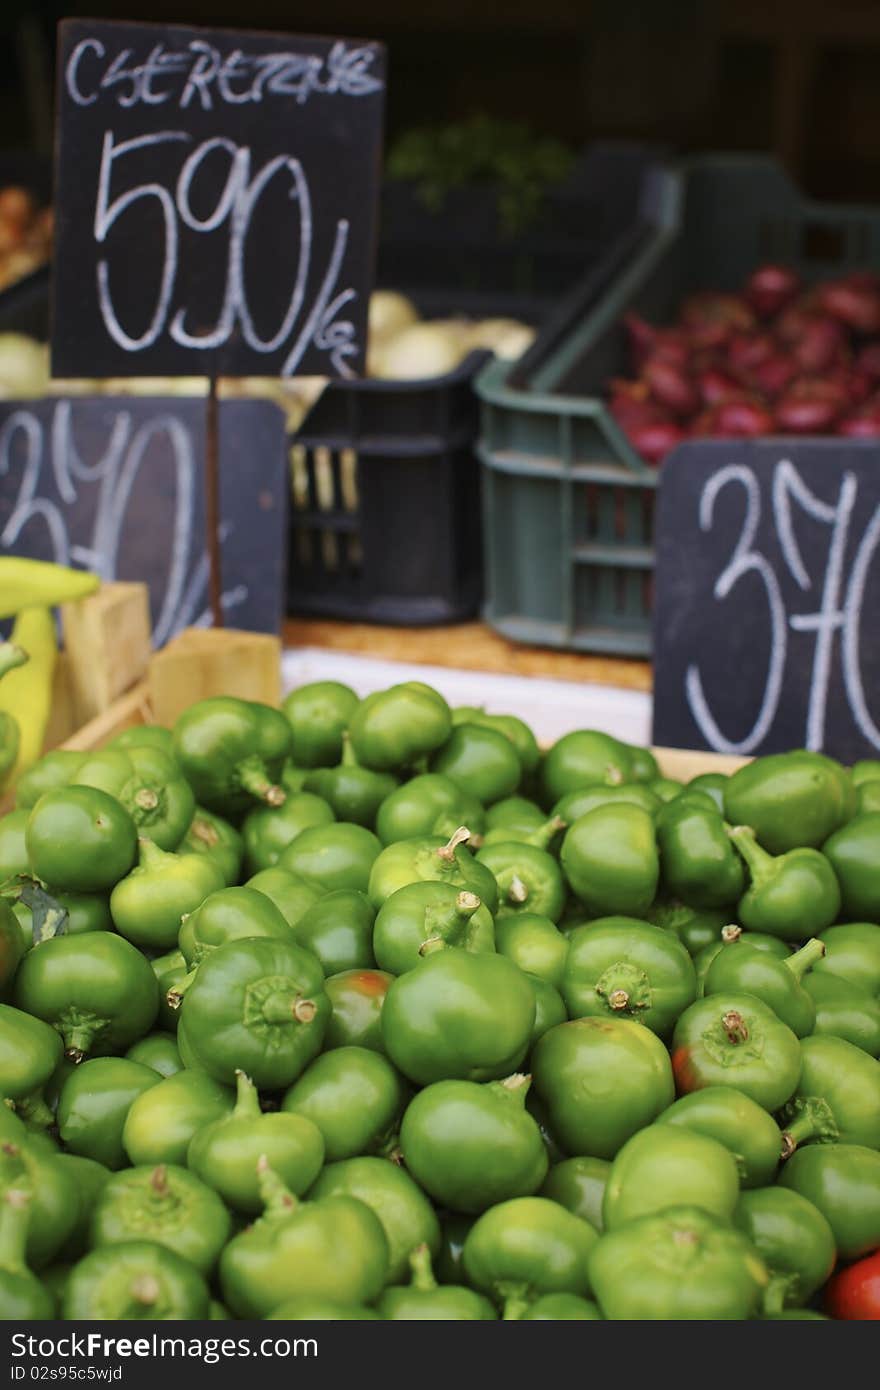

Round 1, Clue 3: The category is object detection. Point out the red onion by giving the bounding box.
[837,402,880,438]
[680,292,755,351]
[690,398,774,438]
[818,278,880,335]
[790,317,849,374]
[748,353,799,399]
[624,419,685,465]
[643,356,700,417]
[857,342,880,379]
[744,263,802,319]
[775,378,847,433]
[696,366,743,407]
[727,332,775,374]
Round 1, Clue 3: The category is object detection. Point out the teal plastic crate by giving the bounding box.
[478,155,880,656]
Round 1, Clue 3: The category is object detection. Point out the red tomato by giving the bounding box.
[825,1250,880,1320]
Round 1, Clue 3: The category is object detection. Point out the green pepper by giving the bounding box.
[63,1240,209,1319]
[0,808,29,880]
[324,969,393,1053]
[241,791,335,874]
[687,772,728,812]
[125,1033,182,1078]
[647,900,729,957]
[91,1162,230,1275]
[150,949,187,1032]
[220,1159,389,1316]
[286,888,375,975]
[540,731,633,808]
[378,1242,496,1320]
[733,1187,835,1313]
[479,814,565,852]
[0,899,23,993]
[657,797,745,909]
[173,697,292,814]
[303,737,398,829]
[603,1124,740,1230]
[73,746,195,851]
[14,750,86,810]
[403,1247,490,1317]
[57,1057,160,1169]
[779,1035,880,1152]
[245,866,321,931]
[728,825,841,939]
[540,1156,609,1231]
[122,1070,233,1167]
[368,828,498,912]
[279,821,381,895]
[553,784,661,824]
[561,805,658,917]
[778,1143,880,1260]
[109,725,174,755]
[852,759,880,786]
[0,1004,62,1128]
[856,781,880,815]
[588,1205,767,1320]
[373,882,493,975]
[485,796,546,838]
[375,774,485,846]
[561,916,696,1039]
[14,933,158,1063]
[308,1154,438,1286]
[495,913,568,988]
[671,994,801,1112]
[531,1017,674,1160]
[823,814,880,921]
[649,776,684,803]
[26,785,137,893]
[174,885,292,1004]
[178,937,328,1090]
[723,751,854,854]
[0,1189,53,1319]
[281,680,359,768]
[475,840,565,922]
[109,837,224,952]
[468,712,540,778]
[187,1069,324,1216]
[401,1073,547,1214]
[693,926,791,996]
[282,1047,405,1162]
[624,743,659,784]
[53,1154,111,1264]
[381,949,534,1085]
[520,1292,602,1320]
[654,1087,782,1188]
[703,937,824,1037]
[816,921,880,996]
[266,1298,379,1320]
[528,976,567,1046]
[804,972,880,1056]
[0,1140,78,1268]
[348,683,452,772]
[430,723,521,804]
[462,1196,597,1315]
[181,807,243,886]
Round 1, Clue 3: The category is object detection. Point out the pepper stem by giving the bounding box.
[138,836,172,870]
[423,891,481,950]
[507,874,529,905]
[188,817,219,849]
[528,816,567,851]
[15,1091,53,1131]
[720,924,742,944]
[134,788,160,813]
[256,1155,298,1217]
[130,1275,160,1307]
[488,1073,531,1108]
[437,826,471,862]
[608,989,630,1011]
[762,1274,797,1318]
[234,1070,263,1120]
[783,937,826,981]
[260,991,315,1026]
[0,643,28,682]
[721,1010,749,1045]
[408,1243,438,1293]
[340,733,357,769]
[166,970,196,1010]
[499,1282,532,1320]
[150,1165,169,1197]
[780,1100,838,1155]
[727,824,774,882]
[62,1021,100,1063]
[237,757,286,808]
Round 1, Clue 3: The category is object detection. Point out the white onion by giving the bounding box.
[464,318,536,359]
[373,321,469,380]
[0,334,48,398]
[368,290,419,344]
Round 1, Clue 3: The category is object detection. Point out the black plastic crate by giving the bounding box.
[286,143,666,627]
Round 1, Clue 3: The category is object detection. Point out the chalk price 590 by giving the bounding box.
[95,128,358,375]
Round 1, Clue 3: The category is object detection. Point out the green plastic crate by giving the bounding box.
[478,155,880,656]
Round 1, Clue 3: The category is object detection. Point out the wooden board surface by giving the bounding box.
[283,618,653,692]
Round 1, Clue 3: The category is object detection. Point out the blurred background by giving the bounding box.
[2,0,880,202]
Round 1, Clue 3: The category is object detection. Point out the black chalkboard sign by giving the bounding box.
[652,439,880,763]
[52,19,386,380]
[0,396,288,640]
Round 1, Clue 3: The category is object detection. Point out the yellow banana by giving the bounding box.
[0,557,99,619]
[0,607,56,791]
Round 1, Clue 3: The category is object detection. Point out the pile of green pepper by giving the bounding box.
[0,681,878,1322]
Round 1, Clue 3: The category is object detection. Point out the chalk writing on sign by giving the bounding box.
[0,397,287,640]
[652,440,880,763]
[53,21,386,380]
